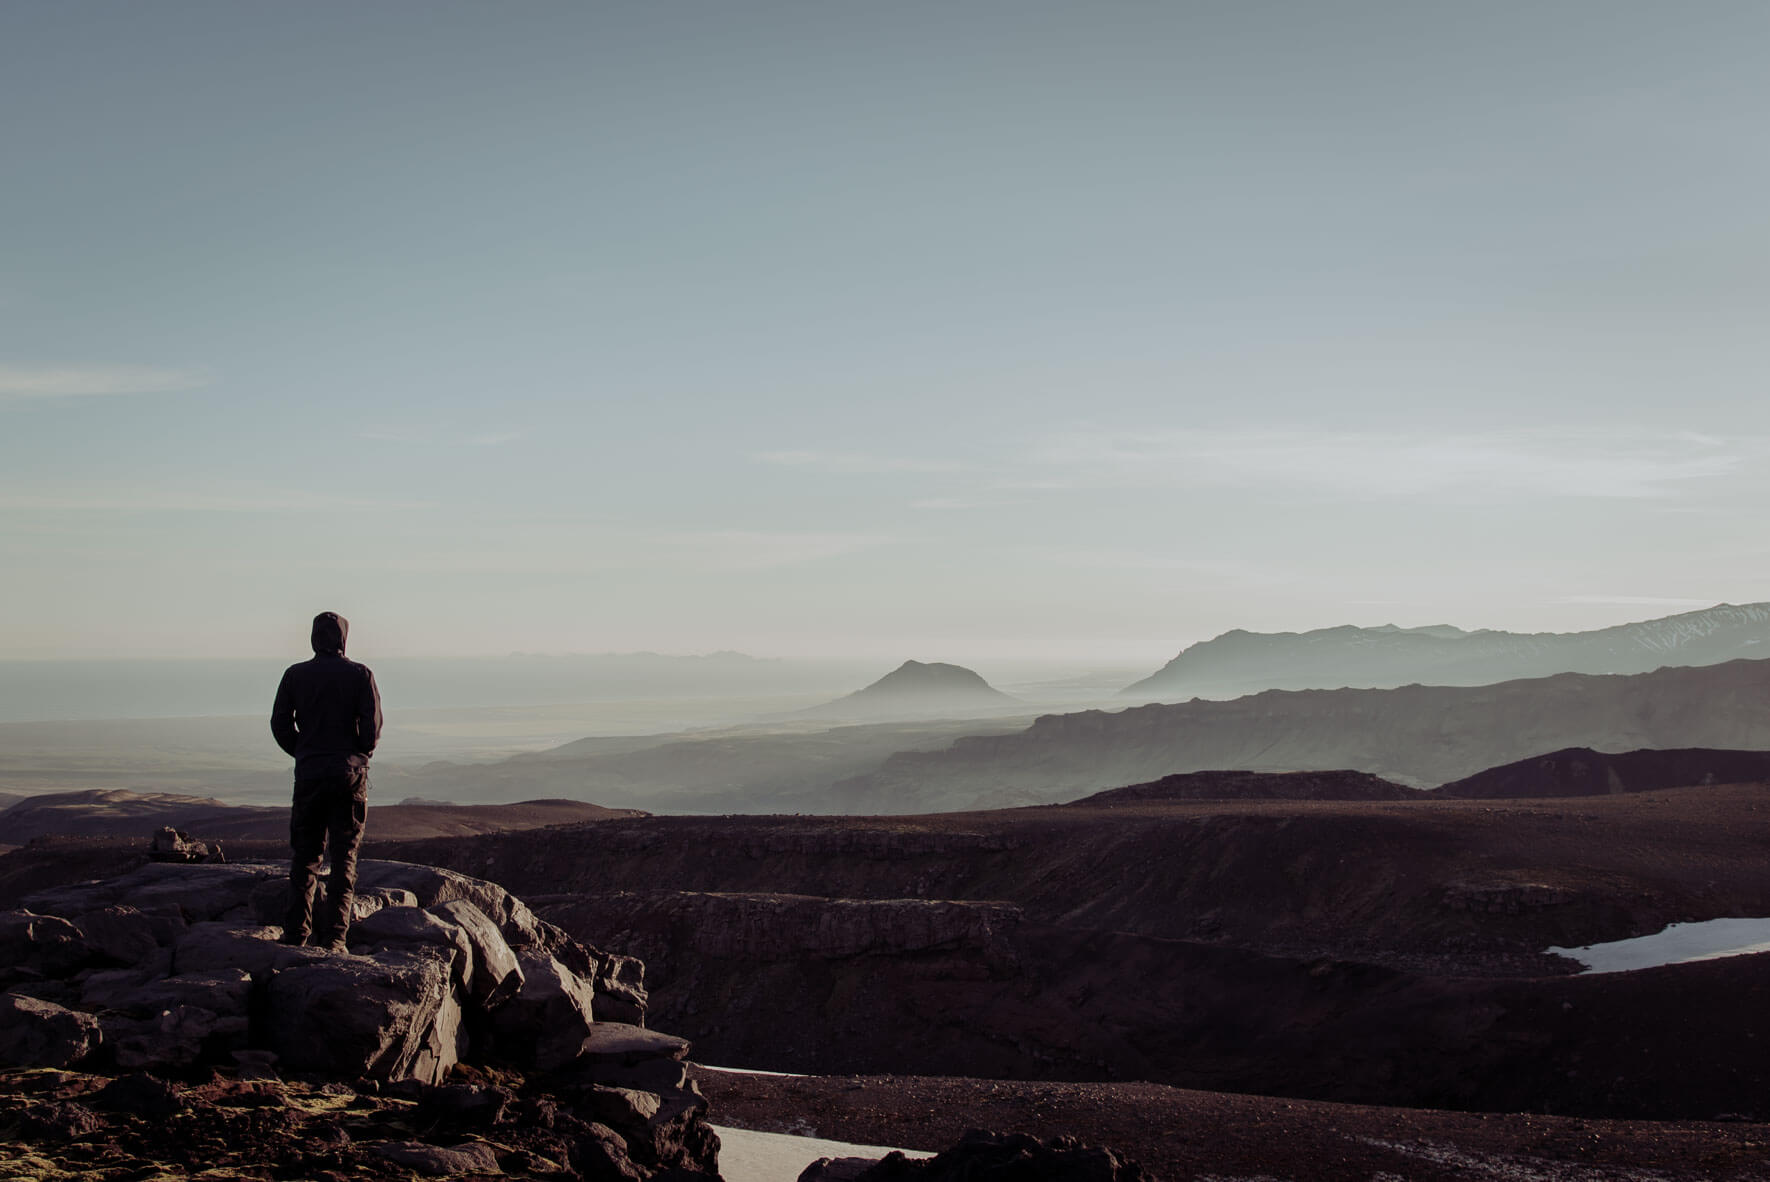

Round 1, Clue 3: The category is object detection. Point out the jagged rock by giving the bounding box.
[249,876,418,927]
[415,1082,512,1129]
[99,969,253,1068]
[74,906,162,965]
[571,1122,646,1181]
[92,1072,185,1117]
[0,993,102,1067]
[232,1048,280,1080]
[354,905,477,987]
[14,1101,105,1140]
[489,948,597,1071]
[349,862,648,1024]
[108,1003,243,1069]
[267,946,465,1085]
[0,910,95,978]
[356,861,550,948]
[590,951,648,1027]
[579,1022,689,1066]
[586,1055,691,1097]
[430,899,523,1005]
[813,1129,1154,1182]
[372,1140,504,1175]
[149,825,224,863]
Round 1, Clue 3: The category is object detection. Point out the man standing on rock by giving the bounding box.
[271,611,383,952]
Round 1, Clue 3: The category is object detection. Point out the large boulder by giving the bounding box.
[95,968,255,1069]
[266,946,465,1085]
[488,948,597,1070]
[355,861,551,948]
[429,899,523,1005]
[0,910,95,980]
[0,993,102,1067]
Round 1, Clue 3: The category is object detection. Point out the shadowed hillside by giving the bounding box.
[0,788,641,845]
[1436,746,1770,798]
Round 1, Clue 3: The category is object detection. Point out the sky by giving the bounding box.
[3,2,1768,664]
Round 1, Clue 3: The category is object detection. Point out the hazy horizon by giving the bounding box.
[6,3,1768,662]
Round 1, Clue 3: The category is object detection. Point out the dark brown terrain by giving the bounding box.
[1436,746,1770,799]
[1068,768,1420,804]
[0,789,641,846]
[356,778,1770,1120]
[701,1069,1770,1181]
[11,761,1770,1177]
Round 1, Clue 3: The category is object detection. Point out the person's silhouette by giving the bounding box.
[270,611,382,951]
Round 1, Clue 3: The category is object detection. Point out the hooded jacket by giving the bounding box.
[270,612,383,779]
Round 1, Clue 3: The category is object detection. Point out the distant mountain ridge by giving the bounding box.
[798,660,1018,722]
[828,658,1770,813]
[1124,602,1770,699]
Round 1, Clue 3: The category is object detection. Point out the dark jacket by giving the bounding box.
[271,612,383,780]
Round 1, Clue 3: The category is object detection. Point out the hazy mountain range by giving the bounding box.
[1124,602,1770,699]
[829,658,1770,812]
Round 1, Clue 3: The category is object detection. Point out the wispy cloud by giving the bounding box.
[1021,427,1746,500]
[0,364,209,399]
[754,449,967,475]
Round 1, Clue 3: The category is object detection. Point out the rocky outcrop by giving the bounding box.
[8,858,649,1083]
[0,856,713,1179]
[0,994,101,1067]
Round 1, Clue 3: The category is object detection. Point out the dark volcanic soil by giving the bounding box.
[369,785,1770,1120]
[697,1068,1770,1182]
[389,784,1770,973]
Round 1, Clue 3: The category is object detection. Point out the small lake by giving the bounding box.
[1550,917,1770,974]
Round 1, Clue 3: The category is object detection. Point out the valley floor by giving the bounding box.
[695,1068,1770,1182]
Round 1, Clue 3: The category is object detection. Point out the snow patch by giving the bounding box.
[713,1125,932,1182]
[1550,917,1770,974]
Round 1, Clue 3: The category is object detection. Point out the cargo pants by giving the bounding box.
[283,769,368,946]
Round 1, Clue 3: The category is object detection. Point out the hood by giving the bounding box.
[310,611,348,656]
